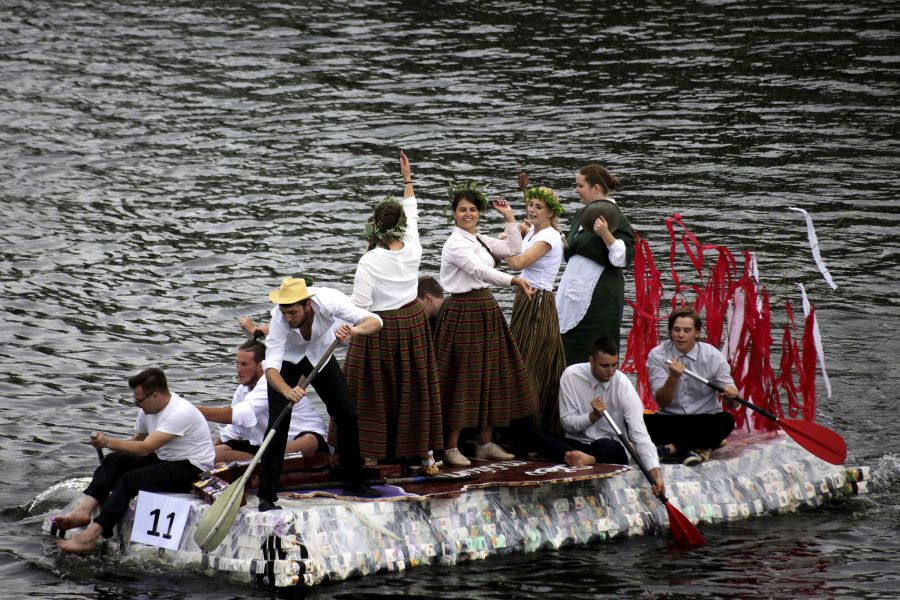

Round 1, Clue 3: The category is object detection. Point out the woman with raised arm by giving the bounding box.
[435,182,536,467]
[556,163,635,366]
[506,176,567,436]
[343,150,442,474]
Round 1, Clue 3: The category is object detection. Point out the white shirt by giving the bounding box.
[519,225,564,291]
[648,340,735,415]
[558,364,659,470]
[135,394,215,471]
[440,223,522,294]
[220,377,327,446]
[556,198,626,333]
[351,195,421,311]
[263,286,383,372]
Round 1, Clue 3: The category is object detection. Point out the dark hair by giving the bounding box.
[368,200,404,251]
[128,367,169,394]
[579,164,621,194]
[238,338,266,364]
[668,307,703,333]
[590,337,619,358]
[417,275,444,299]
[292,273,315,286]
[451,190,487,212]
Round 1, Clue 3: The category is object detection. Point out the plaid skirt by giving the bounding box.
[341,300,443,459]
[434,288,536,430]
[509,288,566,436]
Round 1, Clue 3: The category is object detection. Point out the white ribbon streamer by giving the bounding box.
[798,283,832,399]
[788,207,837,289]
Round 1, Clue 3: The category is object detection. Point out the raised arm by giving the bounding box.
[400,150,413,199]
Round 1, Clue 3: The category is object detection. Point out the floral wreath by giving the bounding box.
[447,180,488,212]
[363,196,407,247]
[525,186,564,216]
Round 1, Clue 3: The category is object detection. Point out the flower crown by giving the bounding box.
[363,196,407,247]
[447,181,488,212]
[525,186,564,216]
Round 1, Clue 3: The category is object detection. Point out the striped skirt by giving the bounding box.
[434,288,536,430]
[342,300,443,459]
[509,288,566,436]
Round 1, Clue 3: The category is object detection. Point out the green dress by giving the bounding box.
[560,201,635,365]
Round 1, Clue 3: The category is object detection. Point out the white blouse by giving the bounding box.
[439,222,522,294]
[351,195,421,312]
[519,225,564,292]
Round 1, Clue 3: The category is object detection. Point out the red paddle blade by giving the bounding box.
[664,500,706,546]
[777,418,847,465]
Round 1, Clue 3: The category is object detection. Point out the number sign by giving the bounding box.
[131,491,193,550]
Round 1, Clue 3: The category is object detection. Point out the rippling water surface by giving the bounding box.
[2,1,898,598]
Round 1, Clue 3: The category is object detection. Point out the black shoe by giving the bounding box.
[342,482,382,498]
[657,444,679,464]
[258,499,282,512]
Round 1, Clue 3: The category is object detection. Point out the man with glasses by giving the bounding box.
[558,337,664,498]
[54,368,215,553]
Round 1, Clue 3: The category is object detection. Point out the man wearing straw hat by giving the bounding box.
[259,276,383,508]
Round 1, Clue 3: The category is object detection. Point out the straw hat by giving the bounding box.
[268,277,316,305]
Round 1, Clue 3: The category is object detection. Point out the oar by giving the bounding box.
[677,364,847,465]
[194,337,342,552]
[600,410,706,546]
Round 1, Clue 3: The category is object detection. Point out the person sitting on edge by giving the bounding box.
[416,275,445,334]
[258,276,383,509]
[558,337,664,498]
[54,368,215,553]
[645,307,739,466]
[195,337,329,463]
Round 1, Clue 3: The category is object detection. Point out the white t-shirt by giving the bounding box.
[135,394,215,471]
[351,195,421,311]
[220,377,327,446]
[519,225,564,291]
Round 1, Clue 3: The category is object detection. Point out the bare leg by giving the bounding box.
[286,433,320,456]
[477,426,493,446]
[446,427,461,450]
[52,496,99,531]
[213,444,253,463]
[565,450,597,467]
[56,521,102,554]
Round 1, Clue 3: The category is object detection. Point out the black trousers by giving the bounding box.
[506,418,574,464]
[258,356,363,502]
[85,452,200,538]
[643,412,735,454]
[563,437,629,465]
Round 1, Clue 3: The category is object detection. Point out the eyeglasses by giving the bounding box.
[134,390,154,405]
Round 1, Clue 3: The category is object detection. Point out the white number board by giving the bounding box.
[131,491,193,550]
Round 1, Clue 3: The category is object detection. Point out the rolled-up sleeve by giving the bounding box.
[607,239,626,268]
[559,369,593,435]
[262,307,288,372]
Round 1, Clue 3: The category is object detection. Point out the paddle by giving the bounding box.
[600,411,706,546]
[194,337,342,552]
[677,363,847,465]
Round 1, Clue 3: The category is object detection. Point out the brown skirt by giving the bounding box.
[434,288,536,430]
[509,288,566,436]
[341,300,444,459]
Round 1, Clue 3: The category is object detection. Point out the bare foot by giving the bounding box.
[564,450,597,467]
[56,523,102,554]
[52,507,92,532]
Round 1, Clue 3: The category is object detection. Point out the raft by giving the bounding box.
[42,432,868,589]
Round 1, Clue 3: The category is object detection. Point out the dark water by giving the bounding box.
[2,0,899,598]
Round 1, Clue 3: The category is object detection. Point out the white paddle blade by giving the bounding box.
[194,479,245,552]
